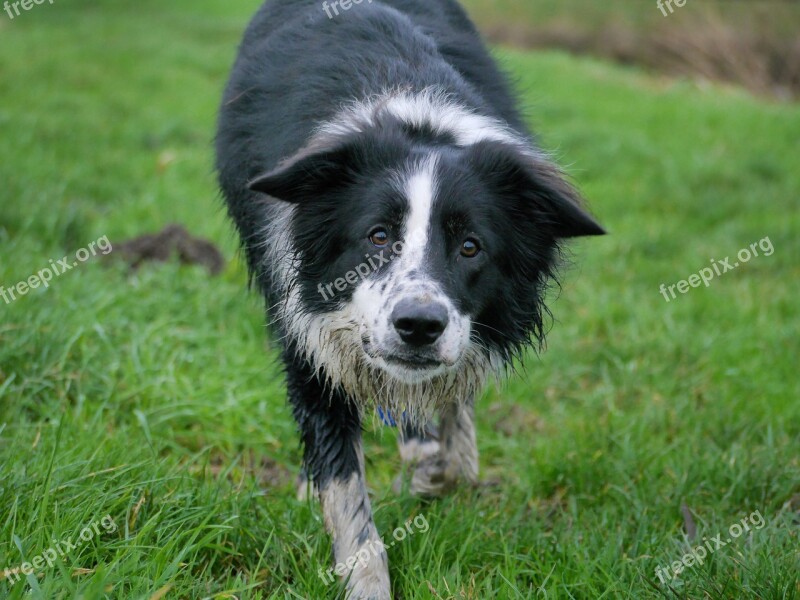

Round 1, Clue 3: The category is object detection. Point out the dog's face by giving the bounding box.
[251,126,604,387]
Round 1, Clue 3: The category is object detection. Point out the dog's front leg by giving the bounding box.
[286,354,391,600]
[409,399,478,497]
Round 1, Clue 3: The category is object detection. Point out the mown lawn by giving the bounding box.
[0,1,798,599]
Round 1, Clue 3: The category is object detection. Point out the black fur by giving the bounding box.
[284,341,363,485]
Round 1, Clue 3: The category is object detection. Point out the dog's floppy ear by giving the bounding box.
[248,141,354,203]
[468,140,605,238]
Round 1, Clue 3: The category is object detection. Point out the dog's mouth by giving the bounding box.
[380,353,447,384]
[385,355,442,371]
[361,337,447,381]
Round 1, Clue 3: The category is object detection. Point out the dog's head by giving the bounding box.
[250,99,603,398]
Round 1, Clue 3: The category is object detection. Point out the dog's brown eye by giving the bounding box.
[369,228,390,248]
[461,238,480,258]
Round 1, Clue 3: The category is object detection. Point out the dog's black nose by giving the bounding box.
[392,299,449,346]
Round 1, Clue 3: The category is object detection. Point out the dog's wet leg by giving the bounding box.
[286,351,390,600]
[408,399,478,497]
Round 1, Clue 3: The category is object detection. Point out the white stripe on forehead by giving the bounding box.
[398,155,438,273]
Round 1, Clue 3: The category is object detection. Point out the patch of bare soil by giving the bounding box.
[109,223,225,275]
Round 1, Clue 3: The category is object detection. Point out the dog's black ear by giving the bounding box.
[248,142,354,203]
[468,141,605,238]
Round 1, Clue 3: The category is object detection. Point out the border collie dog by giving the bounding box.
[216,0,603,597]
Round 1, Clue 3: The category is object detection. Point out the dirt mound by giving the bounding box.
[110,224,225,275]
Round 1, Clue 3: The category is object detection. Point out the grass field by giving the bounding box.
[1,1,799,598]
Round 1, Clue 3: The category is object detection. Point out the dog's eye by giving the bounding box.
[460,238,480,258]
[369,228,390,248]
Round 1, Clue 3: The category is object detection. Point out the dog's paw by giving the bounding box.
[344,556,392,600]
[408,455,457,497]
[347,580,392,600]
[400,449,480,497]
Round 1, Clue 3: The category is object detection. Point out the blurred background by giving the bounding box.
[464,0,800,100]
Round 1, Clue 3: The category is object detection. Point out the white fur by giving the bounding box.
[361,155,471,379]
[403,157,436,265]
[320,469,390,599]
[398,437,440,464]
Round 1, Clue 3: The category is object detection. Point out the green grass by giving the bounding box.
[1,1,799,598]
